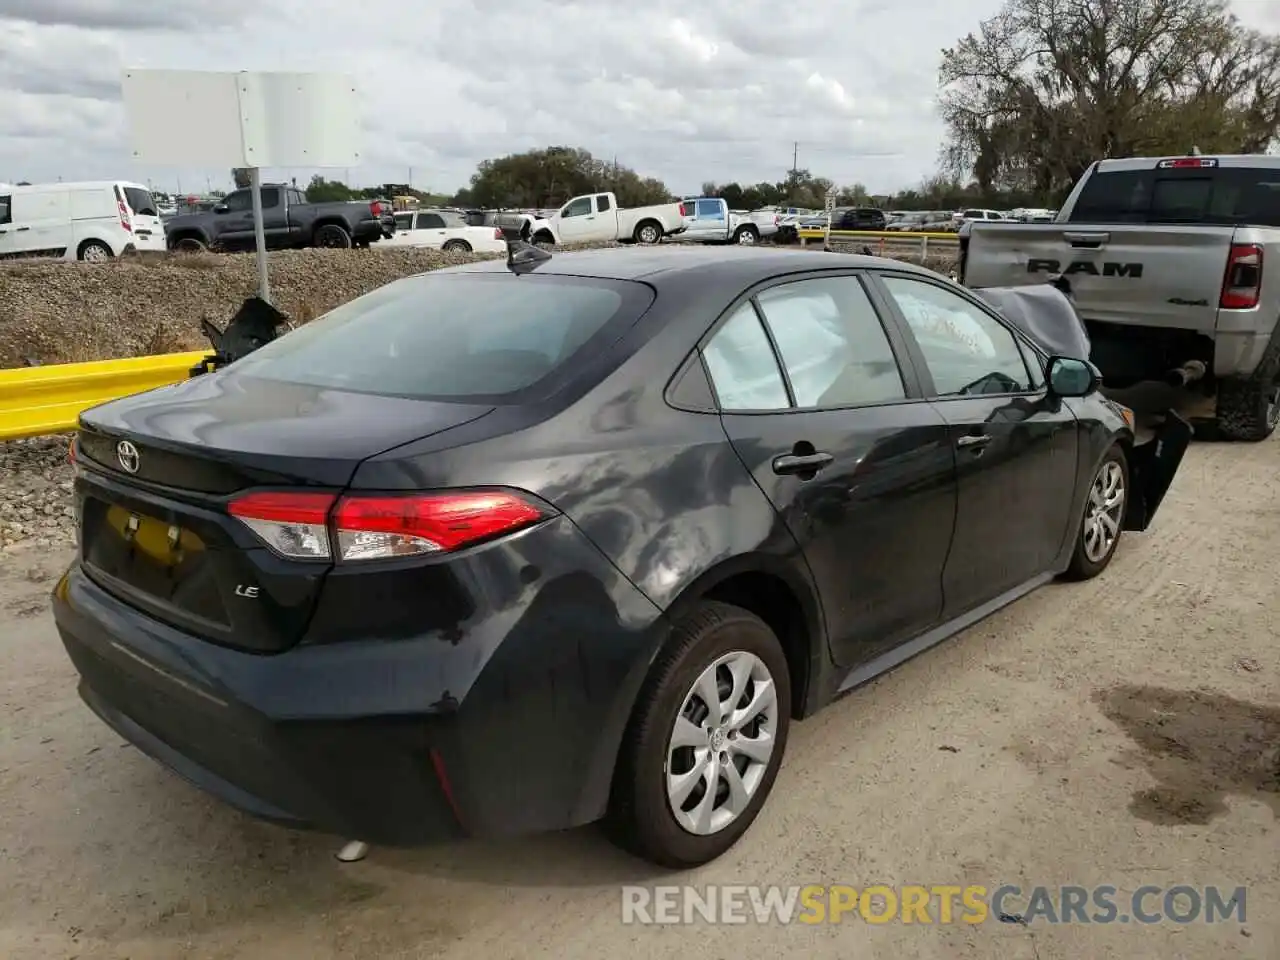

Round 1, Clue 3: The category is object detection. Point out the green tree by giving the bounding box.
[939,0,1280,199]
[304,175,355,202]
[464,147,672,208]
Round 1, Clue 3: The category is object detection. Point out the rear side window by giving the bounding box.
[596,195,612,213]
[122,187,157,216]
[703,304,790,411]
[755,276,905,407]
[0,195,9,225]
[227,274,653,402]
[418,213,446,229]
[1070,166,1280,226]
[394,213,413,230]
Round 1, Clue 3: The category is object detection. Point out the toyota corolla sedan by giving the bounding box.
[53,246,1189,868]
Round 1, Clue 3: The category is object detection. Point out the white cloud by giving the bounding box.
[0,0,1270,196]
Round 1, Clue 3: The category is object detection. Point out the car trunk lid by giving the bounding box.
[74,372,494,653]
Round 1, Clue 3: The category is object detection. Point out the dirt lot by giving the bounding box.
[0,435,1276,959]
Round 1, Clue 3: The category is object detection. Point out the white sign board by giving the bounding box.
[121,70,360,168]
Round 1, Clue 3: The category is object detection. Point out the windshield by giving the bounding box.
[228,272,654,402]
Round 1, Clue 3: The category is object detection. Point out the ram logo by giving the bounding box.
[1027,258,1144,278]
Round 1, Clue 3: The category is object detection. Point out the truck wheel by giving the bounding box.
[531,232,554,247]
[733,225,759,245]
[442,239,472,253]
[634,220,662,244]
[1216,378,1280,441]
[314,224,352,249]
[77,240,113,262]
[605,601,791,869]
[1062,444,1129,581]
[171,237,207,255]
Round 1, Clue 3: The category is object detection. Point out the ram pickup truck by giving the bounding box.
[958,155,1280,440]
[164,184,396,253]
[528,191,684,245]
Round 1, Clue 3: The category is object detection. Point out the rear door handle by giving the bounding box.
[15,226,30,232]
[772,452,834,475]
[956,434,992,449]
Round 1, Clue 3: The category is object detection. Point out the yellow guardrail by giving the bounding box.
[0,351,209,442]
[797,229,961,242]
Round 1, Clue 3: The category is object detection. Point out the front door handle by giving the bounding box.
[956,434,992,449]
[772,452,833,475]
[15,226,29,232]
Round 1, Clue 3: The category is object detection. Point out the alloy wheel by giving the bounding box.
[1083,460,1125,563]
[666,650,779,835]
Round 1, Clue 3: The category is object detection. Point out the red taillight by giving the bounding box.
[493,227,504,240]
[370,201,385,217]
[228,490,337,560]
[1220,243,1263,310]
[1159,157,1218,169]
[227,488,546,562]
[117,199,132,232]
[333,491,544,560]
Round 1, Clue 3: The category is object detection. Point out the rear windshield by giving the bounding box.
[122,186,157,217]
[1069,165,1280,226]
[228,272,654,402]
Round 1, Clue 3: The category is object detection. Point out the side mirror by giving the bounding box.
[214,204,229,214]
[1046,356,1099,397]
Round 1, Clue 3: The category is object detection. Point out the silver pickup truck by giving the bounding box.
[958,155,1280,441]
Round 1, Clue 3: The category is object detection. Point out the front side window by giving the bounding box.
[702,304,790,411]
[417,213,446,229]
[562,197,592,217]
[881,276,1032,397]
[755,276,905,407]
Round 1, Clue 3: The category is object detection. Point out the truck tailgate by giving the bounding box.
[965,223,1234,335]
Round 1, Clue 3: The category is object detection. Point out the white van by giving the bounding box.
[0,181,167,261]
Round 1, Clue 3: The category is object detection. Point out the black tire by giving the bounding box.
[170,237,207,254]
[77,240,113,262]
[1215,377,1280,441]
[1062,444,1129,581]
[633,220,662,244]
[531,232,554,247]
[606,601,791,869]
[442,239,472,253]
[314,224,352,249]
[733,225,759,245]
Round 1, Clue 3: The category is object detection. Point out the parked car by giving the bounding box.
[384,209,506,253]
[163,184,396,253]
[959,153,1280,440]
[676,198,779,244]
[55,245,1189,870]
[953,208,1008,224]
[528,191,685,245]
[0,180,166,261]
[464,209,539,242]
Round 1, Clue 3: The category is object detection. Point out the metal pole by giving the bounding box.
[248,166,271,303]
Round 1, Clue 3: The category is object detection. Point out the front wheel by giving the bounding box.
[1062,445,1128,581]
[442,239,472,253]
[606,601,791,868]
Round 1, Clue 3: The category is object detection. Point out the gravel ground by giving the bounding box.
[0,241,956,369]
[0,438,1275,959]
[0,436,75,549]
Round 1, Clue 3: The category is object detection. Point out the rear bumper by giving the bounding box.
[52,517,666,846]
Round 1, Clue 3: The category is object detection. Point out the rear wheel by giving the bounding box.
[606,601,791,868]
[442,239,472,253]
[78,240,113,262]
[1062,445,1128,581]
[1216,377,1280,441]
[733,225,759,245]
[171,237,207,254]
[314,224,352,249]
[634,221,662,244]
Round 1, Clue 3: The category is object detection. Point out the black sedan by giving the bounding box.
[53,246,1189,869]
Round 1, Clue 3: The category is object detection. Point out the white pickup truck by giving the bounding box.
[527,191,685,246]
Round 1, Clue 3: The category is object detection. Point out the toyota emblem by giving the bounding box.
[116,440,141,474]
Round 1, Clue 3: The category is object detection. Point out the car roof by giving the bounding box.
[438,245,941,285]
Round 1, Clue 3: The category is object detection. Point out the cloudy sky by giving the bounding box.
[2,0,1277,198]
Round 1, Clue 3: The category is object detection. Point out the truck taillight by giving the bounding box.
[370,201,385,217]
[117,200,132,232]
[1220,243,1263,310]
[494,227,504,240]
[228,488,548,562]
